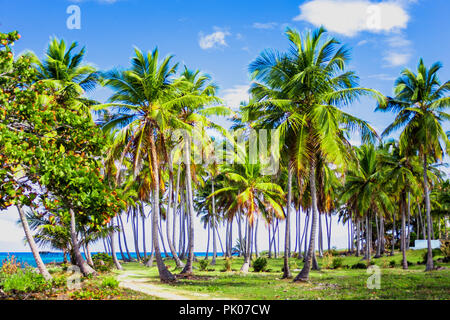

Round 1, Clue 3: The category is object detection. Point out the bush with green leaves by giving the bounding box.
[252,257,268,272]
[1,268,51,293]
[199,259,210,271]
[332,257,343,269]
[351,262,367,269]
[101,276,119,289]
[92,253,114,272]
[389,260,397,268]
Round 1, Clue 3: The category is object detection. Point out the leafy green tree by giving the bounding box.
[377,58,450,271]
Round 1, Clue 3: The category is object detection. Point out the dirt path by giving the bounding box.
[117,272,234,300]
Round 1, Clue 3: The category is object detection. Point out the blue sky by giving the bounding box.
[0,0,449,252]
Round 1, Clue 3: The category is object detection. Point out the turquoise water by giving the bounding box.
[0,252,225,268]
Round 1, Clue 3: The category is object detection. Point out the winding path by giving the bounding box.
[117,272,234,300]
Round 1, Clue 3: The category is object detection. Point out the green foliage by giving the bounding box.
[351,262,367,269]
[332,257,344,269]
[440,240,450,263]
[51,274,68,288]
[92,253,114,272]
[389,260,397,268]
[1,269,51,293]
[199,259,210,271]
[101,276,119,289]
[252,257,268,272]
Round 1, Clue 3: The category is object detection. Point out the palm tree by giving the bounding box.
[342,145,393,262]
[246,27,381,281]
[210,157,285,273]
[30,38,99,108]
[377,58,450,271]
[98,48,187,282]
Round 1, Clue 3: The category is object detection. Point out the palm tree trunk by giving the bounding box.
[318,213,323,257]
[380,215,385,255]
[300,209,309,260]
[254,215,259,258]
[205,219,210,260]
[423,153,434,271]
[17,206,52,280]
[355,217,360,257]
[294,164,318,282]
[149,133,175,282]
[237,212,243,257]
[85,242,94,267]
[117,216,128,262]
[166,162,184,267]
[141,204,147,260]
[282,165,293,279]
[119,214,134,261]
[110,223,123,270]
[211,177,217,265]
[406,192,411,250]
[391,214,396,256]
[240,219,252,273]
[401,199,408,269]
[69,208,96,276]
[181,137,195,275]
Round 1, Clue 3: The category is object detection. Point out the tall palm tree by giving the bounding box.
[98,48,190,281]
[246,27,381,281]
[377,58,450,271]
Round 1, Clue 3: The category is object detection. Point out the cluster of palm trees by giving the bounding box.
[20,27,449,282]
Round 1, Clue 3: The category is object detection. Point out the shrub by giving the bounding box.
[101,276,119,289]
[332,257,343,269]
[52,274,68,289]
[199,259,209,271]
[389,260,397,268]
[252,257,268,272]
[351,262,367,269]
[1,255,22,275]
[92,253,114,272]
[1,269,51,293]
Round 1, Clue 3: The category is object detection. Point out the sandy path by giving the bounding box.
[117,272,234,300]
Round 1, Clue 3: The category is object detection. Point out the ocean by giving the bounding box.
[0,252,225,268]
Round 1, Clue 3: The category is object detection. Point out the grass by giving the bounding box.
[115,249,450,300]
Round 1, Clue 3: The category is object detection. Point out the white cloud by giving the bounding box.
[221,85,250,111]
[383,51,412,66]
[252,22,278,30]
[199,28,231,50]
[294,0,410,37]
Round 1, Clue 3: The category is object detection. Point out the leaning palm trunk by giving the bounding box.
[181,138,195,275]
[294,164,318,282]
[69,209,96,276]
[17,206,52,280]
[282,166,293,279]
[109,222,123,270]
[84,242,94,267]
[423,154,434,271]
[149,135,175,282]
[166,163,184,268]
